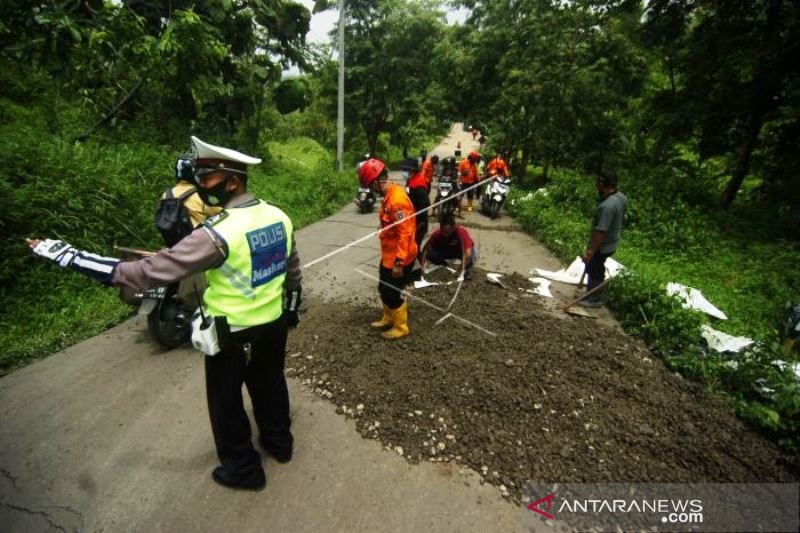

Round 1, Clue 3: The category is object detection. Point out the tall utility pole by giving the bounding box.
[336,0,345,172]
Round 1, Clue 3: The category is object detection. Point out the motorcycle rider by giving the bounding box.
[167,156,223,229]
[359,158,417,340]
[458,150,480,214]
[28,136,303,492]
[420,213,476,281]
[486,149,510,178]
[157,156,224,302]
[355,152,377,212]
[432,156,458,217]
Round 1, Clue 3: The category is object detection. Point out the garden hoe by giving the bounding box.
[562,278,610,317]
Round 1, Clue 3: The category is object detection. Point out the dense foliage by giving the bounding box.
[508,169,799,450]
[1,0,798,449]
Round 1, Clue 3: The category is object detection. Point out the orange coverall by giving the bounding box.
[487,157,510,177]
[379,183,418,269]
[421,159,435,188]
[458,158,478,185]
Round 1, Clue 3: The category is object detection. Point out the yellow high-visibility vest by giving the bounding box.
[204,201,293,327]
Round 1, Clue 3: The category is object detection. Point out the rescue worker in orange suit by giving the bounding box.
[421,154,438,191]
[358,158,418,340]
[402,158,430,259]
[486,150,510,179]
[458,151,480,214]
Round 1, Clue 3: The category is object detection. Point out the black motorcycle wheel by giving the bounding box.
[441,200,455,218]
[489,200,501,219]
[147,296,191,349]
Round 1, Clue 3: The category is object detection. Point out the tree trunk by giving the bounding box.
[722,116,763,208]
[74,78,145,142]
[366,128,379,157]
[722,0,782,208]
[517,142,532,183]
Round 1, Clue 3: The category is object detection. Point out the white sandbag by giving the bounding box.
[700,325,753,353]
[534,256,626,285]
[666,283,728,320]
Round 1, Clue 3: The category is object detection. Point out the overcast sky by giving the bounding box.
[288,1,469,74]
[298,1,470,45]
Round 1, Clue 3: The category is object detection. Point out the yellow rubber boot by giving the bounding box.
[370,305,392,328]
[467,199,474,212]
[382,302,409,340]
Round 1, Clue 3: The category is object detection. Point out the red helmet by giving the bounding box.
[468,150,480,162]
[358,158,386,187]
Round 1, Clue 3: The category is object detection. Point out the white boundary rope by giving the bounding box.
[355,268,496,337]
[302,176,496,270]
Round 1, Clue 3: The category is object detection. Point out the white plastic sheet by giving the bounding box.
[486,272,505,287]
[700,325,754,353]
[666,283,728,320]
[534,256,625,285]
[414,278,439,289]
[527,277,554,298]
[774,360,800,382]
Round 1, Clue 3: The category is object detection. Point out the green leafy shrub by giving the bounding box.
[508,165,800,451]
[0,96,353,372]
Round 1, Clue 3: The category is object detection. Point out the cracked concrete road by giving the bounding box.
[0,124,588,532]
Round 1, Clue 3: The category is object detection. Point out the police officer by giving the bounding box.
[27,136,302,491]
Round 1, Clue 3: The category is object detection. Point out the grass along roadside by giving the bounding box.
[0,136,353,374]
[507,168,800,452]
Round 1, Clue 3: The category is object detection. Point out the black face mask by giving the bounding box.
[197,177,233,207]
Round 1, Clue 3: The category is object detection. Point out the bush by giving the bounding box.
[507,165,800,451]
[0,96,353,372]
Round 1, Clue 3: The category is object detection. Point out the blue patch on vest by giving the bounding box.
[246,222,288,287]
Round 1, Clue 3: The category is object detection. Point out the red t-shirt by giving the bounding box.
[428,225,474,255]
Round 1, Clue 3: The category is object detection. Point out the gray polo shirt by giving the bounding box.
[588,191,627,254]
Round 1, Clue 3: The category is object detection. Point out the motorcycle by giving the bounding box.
[434,156,460,218]
[355,185,376,214]
[116,246,200,349]
[355,155,377,214]
[481,174,513,219]
[436,176,458,218]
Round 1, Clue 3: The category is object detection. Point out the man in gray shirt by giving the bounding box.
[580,170,627,307]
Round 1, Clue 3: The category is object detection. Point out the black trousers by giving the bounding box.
[378,263,414,309]
[204,316,292,482]
[586,251,613,289]
[414,217,428,257]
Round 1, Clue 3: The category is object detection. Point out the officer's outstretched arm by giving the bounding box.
[27,238,119,286]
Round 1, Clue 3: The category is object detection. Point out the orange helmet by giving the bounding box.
[358,158,386,187]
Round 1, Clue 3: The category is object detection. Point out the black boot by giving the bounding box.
[259,435,294,463]
[212,465,266,491]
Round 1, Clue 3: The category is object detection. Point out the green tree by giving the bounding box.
[644,0,800,207]
[319,0,447,155]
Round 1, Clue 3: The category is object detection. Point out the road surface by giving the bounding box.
[0,124,593,532]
